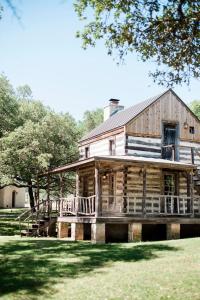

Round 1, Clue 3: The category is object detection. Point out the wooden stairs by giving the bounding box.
[17,199,60,237]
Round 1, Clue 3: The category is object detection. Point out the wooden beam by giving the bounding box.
[123,167,128,212]
[191,147,195,164]
[142,167,147,215]
[47,173,50,216]
[59,174,64,198]
[36,175,40,211]
[76,170,79,197]
[95,163,100,217]
[190,171,194,216]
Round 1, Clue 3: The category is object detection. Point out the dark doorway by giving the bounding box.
[180,224,200,239]
[162,124,178,160]
[82,177,89,197]
[84,223,91,240]
[142,224,167,241]
[12,191,16,208]
[106,224,128,243]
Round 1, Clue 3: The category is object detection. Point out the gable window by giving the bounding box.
[85,146,90,158]
[189,126,195,134]
[109,139,116,155]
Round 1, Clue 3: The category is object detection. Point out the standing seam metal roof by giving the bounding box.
[80,89,169,142]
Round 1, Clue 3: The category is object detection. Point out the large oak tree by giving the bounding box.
[74,0,200,86]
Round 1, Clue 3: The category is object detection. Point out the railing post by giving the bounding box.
[60,198,63,217]
[172,146,175,161]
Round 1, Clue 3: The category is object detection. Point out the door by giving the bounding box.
[162,124,178,160]
[12,191,16,208]
[163,173,178,213]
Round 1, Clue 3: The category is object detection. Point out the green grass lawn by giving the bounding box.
[0,236,199,300]
[0,208,28,235]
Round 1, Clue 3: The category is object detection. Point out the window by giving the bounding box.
[189,126,195,134]
[85,147,90,158]
[109,139,115,155]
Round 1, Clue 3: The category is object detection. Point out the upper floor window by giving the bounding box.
[189,126,195,134]
[109,139,116,155]
[85,146,90,158]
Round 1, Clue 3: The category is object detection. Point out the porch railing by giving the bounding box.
[101,195,200,215]
[60,195,96,216]
[59,194,200,217]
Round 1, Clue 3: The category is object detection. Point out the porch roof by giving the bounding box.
[42,155,196,176]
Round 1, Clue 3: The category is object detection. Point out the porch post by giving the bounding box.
[95,162,100,217]
[190,170,194,216]
[36,174,40,211]
[59,173,64,216]
[142,167,147,215]
[76,170,79,197]
[47,173,50,217]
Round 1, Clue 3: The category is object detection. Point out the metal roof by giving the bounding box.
[80,89,170,142]
[42,155,195,175]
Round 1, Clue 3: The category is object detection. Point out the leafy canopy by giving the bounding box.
[79,108,103,136]
[0,74,19,137]
[0,75,79,206]
[74,0,200,86]
[190,100,200,120]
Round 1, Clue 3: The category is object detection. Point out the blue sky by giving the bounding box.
[0,0,199,120]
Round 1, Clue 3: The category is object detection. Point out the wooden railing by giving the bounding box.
[17,199,60,234]
[161,144,200,164]
[60,195,96,216]
[59,194,200,217]
[101,195,200,216]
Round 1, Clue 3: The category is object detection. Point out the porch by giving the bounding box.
[59,194,200,217]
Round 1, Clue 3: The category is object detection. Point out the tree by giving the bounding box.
[0,74,19,137]
[190,100,200,120]
[16,84,33,100]
[74,0,200,86]
[79,108,103,136]
[0,112,79,208]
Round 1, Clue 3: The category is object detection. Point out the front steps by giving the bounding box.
[21,216,57,237]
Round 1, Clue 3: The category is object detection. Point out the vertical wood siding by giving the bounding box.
[126,91,200,142]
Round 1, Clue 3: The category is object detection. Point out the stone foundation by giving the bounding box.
[71,223,84,241]
[128,223,142,242]
[58,222,68,238]
[167,223,180,240]
[91,223,105,243]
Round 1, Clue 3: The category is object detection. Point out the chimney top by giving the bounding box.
[109,98,120,104]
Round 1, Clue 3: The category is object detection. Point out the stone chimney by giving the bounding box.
[104,99,124,121]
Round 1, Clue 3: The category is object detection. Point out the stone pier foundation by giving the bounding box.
[91,223,105,243]
[128,223,142,242]
[167,223,180,240]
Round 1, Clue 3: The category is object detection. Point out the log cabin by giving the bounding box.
[20,89,200,242]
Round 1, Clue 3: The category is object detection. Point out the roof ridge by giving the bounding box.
[80,89,169,142]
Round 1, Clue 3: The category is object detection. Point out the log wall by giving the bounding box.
[79,132,125,159]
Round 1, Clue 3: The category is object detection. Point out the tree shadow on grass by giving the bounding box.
[0,239,180,297]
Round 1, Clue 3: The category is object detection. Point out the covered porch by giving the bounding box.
[44,155,200,218]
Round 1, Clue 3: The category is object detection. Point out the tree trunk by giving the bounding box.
[28,181,35,210]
